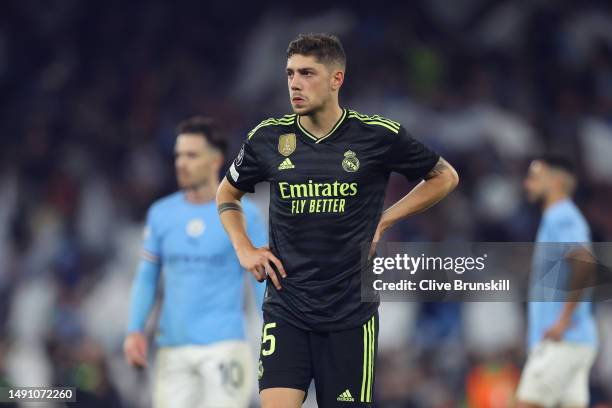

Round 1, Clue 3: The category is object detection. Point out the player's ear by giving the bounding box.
[330,69,344,91]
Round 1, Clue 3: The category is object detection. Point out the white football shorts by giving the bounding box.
[516,340,596,407]
[153,340,254,408]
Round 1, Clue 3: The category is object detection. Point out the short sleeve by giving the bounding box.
[141,208,161,264]
[384,126,440,181]
[226,138,266,193]
[554,218,590,244]
[545,216,592,261]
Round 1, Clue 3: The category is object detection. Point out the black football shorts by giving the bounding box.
[258,312,379,407]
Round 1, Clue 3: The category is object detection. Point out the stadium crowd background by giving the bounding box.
[1,0,612,406]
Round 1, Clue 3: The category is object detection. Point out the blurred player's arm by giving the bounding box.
[124,208,162,368]
[245,202,269,309]
[217,178,286,290]
[251,273,267,309]
[124,258,161,368]
[544,246,596,341]
[373,157,459,247]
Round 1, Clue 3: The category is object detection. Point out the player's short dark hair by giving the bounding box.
[175,116,227,155]
[535,154,576,175]
[287,33,346,69]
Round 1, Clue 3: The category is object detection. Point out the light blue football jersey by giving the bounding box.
[127,192,267,346]
[529,199,597,349]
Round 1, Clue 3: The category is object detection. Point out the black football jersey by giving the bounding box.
[226,108,439,331]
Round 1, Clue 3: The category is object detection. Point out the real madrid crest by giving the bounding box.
[278,133,296,157]
[258,359,264,380]
[342,150,360,172]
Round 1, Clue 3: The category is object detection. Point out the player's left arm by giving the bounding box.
[373,157,458,249]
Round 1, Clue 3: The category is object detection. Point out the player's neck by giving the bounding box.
[543,192,569,211]
[299,104,343,138]
[184,182,218,204]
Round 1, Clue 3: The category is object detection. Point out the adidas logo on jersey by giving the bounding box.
[278,158,295,170]
[337,389,355,402]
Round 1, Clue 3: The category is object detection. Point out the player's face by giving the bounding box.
[174,134,221,190]
[287,54,342,115]
[524,160,551,203]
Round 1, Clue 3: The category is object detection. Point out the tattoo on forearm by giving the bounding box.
[424,157,449,180]
[217,202,243,215]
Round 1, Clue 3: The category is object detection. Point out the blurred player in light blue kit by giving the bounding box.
[123,116,267,408]
[517,155,598,408]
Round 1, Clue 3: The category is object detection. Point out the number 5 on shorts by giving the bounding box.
[261,322,277,356]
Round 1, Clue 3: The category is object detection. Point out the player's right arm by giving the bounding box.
[217,178,286,290]
[544,220,595,341]
[124,261,160,367]
[217,136,286,289]
[124,208,162,368]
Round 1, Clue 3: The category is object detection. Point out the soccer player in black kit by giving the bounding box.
[217,34,459,408]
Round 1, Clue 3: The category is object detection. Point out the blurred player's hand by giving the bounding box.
[237,245,286,290]
[124,332,148,368]
[543,316,571,342]
[369,223,387,260]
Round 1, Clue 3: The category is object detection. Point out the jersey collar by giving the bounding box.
[296,108,347,144]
